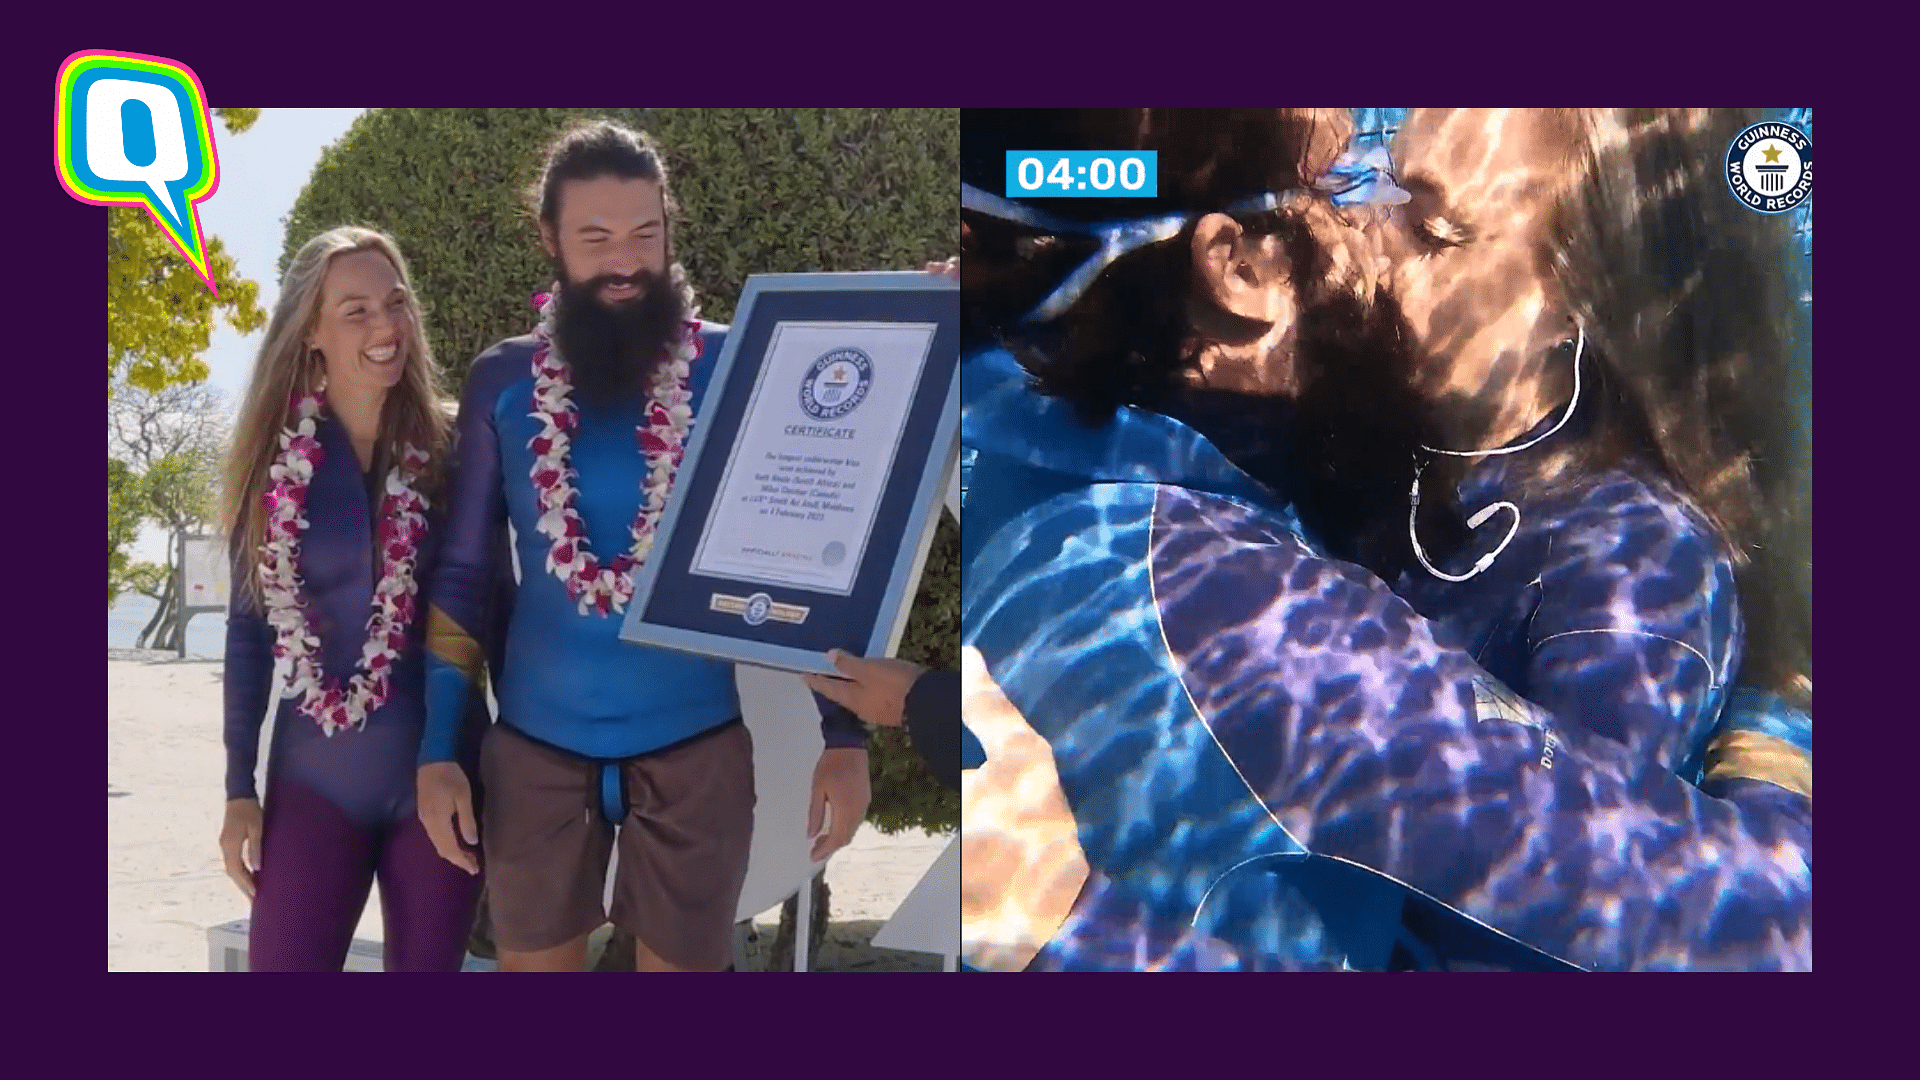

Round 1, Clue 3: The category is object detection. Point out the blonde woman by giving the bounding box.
[216,227,490,971]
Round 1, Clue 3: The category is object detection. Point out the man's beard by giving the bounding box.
[1278,286,1469,580]
[553,264,693,410]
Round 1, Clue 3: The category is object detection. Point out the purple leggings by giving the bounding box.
[247,776,481,972]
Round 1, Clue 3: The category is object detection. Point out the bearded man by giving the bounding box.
[416,121,872,972]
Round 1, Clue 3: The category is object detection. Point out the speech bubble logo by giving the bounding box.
[55,51,221,294]
[87,79,191,216]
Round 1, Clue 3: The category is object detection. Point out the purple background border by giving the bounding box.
[15,4,1862,1062]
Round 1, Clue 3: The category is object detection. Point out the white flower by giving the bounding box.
[522,331,691,619]
[256,392,427,736]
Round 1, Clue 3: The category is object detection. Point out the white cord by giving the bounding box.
[1408,326,1584,581]
[1410,464,1520,582]
[1421,326,1585,458]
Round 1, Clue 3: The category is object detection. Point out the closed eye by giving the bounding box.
[1401,175,1477,252]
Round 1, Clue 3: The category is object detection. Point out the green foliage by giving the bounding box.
[284,109,960,834]
[108,109,261,606]
[141,451,221,533]
[108,209,266,397]
[108,460,144,606]
[109,382,231,609]
[867,510,960,835]
[105,109,263,399]
[122,561,170,600]
[214,108,260,135]
[282,109,958,387]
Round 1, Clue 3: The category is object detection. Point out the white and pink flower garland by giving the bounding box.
[525,288,702,617]
[257,391,430,736]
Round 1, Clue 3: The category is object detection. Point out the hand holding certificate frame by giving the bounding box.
[620,272,959,675]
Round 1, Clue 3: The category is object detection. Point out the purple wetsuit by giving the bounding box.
[223,414,493,971]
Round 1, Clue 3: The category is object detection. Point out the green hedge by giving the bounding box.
[283,109,958,834]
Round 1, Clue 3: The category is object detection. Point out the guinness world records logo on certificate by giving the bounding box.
[621,272,959,676]
[801,348,873,420]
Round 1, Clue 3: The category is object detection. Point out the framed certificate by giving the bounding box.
[620,271,959,675]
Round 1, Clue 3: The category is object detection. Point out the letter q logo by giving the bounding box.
[55,51,221,292]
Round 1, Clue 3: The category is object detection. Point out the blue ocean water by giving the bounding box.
[108,593,226,658]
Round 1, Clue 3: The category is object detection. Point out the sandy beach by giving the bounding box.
[109,649,951,972]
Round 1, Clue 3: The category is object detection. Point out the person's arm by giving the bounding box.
[421,348,514,765]
[1151,486,1809,971]
[817,695,870,750]
[1523,497,1741,776]
[221,544,277,801]
[905,669,961,790]
[1697,687,1811,801]
[960,648,1088,971]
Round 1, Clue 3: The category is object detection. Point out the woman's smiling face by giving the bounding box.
[309,248,413,398]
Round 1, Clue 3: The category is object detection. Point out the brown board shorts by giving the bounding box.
[478,718,756,968]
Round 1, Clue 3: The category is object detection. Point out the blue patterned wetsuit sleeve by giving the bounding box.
[1523,494,1741,776]
[1145,488,1809,970]
[222,545,276,801]
[421,345,518,766]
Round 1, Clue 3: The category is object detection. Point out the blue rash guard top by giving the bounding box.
[961,345,1811,971]
[422,323,867,768]
[224,413,495,828]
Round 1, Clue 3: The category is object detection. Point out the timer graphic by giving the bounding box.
[1005,151,1158,198]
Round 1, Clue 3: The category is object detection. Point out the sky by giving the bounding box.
[125,109,365,563]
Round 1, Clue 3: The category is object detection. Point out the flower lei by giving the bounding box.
[525,287,701,617]
[257,391,430,736]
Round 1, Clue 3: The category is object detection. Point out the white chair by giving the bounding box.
[870,836,959,970]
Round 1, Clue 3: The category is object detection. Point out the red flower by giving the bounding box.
[531,435,554,456]
[554,540,577,564]
[386,540,411,564]
[368,653,390,671]
[555,411,579,433]
[564,516,585,538]
[640,430,674,456]
[533,467,561,489]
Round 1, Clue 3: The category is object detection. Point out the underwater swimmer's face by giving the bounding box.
[1377,110,1582,432]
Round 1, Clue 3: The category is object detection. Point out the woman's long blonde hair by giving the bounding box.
[221,226,452,612]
